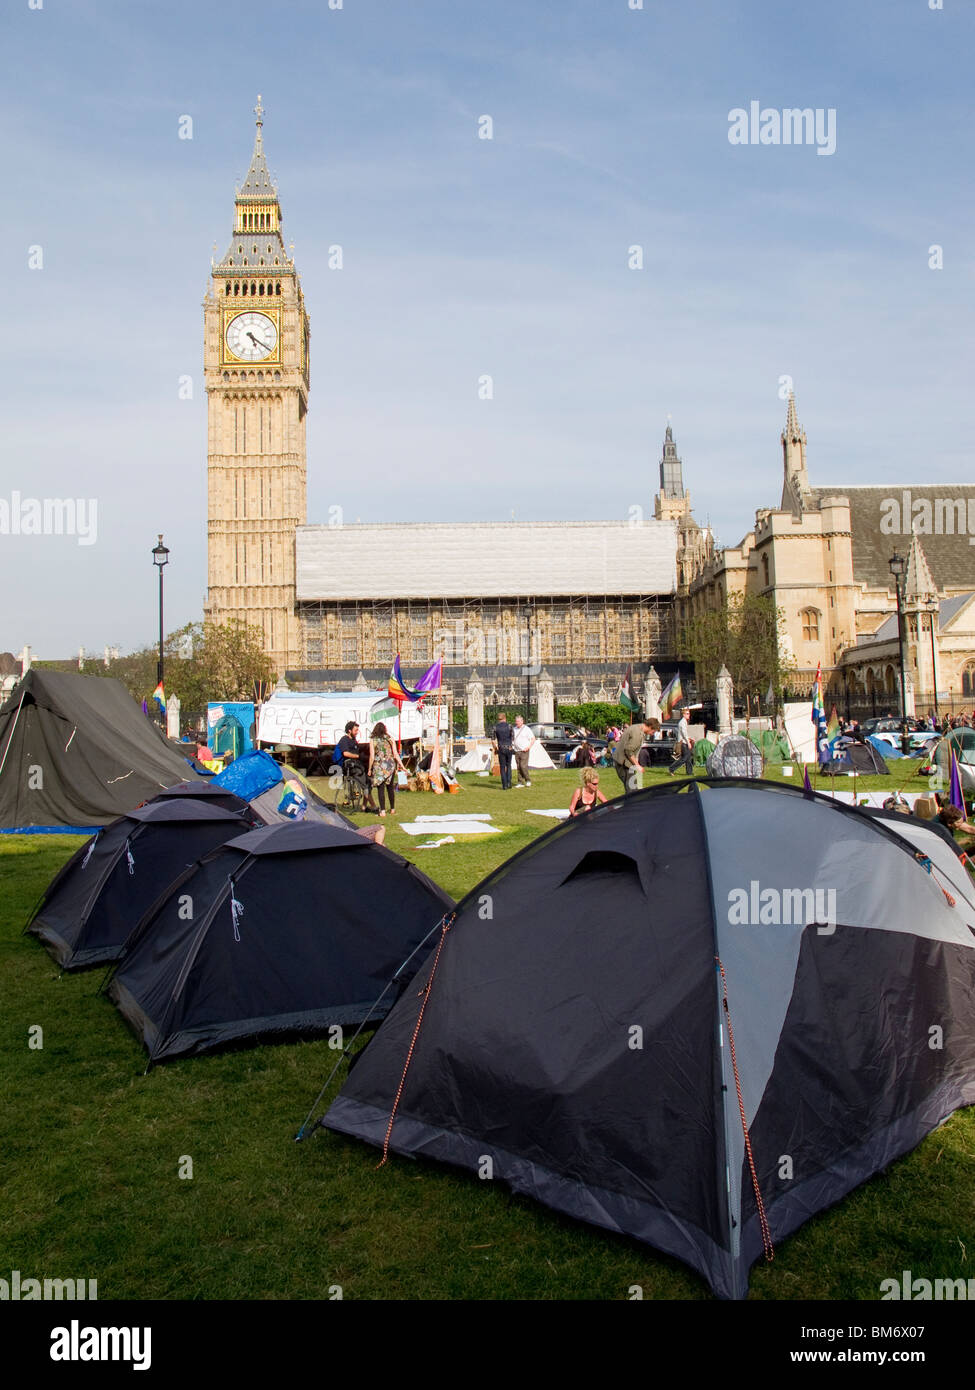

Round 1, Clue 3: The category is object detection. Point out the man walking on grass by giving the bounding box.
[668,707,695,776]
[512,715,536,788]
[613,719,656,794]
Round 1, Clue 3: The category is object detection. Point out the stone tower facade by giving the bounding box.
[653,421,712,593]
[203,97,309,675]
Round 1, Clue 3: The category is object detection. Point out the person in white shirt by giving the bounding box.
[512,715,535,787]
[668,708,695,776]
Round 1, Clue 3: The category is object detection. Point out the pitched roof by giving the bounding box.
[810,485,975,591]
[296,521,678,601]
[859,591,974,645]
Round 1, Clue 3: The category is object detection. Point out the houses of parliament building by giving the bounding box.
[205,103,975,711]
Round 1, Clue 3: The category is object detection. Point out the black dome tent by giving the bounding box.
[106,821,454,1065]
[0,670,202,831]
[322,779,975,1300]
[26,799,256,970]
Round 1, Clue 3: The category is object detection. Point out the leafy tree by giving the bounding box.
[554,702,630,734]
[677,593,793,704]
[80,619,274,728]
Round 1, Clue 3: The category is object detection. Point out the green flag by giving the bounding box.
[620,664,641,713]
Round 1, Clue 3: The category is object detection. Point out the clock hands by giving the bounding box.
[246,330,271,351]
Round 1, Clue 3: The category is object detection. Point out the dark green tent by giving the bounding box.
[0,670,203,832]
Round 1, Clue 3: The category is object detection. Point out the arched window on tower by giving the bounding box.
[251,282,256,295]
[762,554,770,588]
[275,281,281,294]
[259,282,264,296]
[801,608,820,642]
[242,282,248,295]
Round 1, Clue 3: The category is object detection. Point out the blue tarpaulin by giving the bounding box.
[212,749,282,801]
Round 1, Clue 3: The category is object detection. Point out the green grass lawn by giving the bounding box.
[2,763,972,1301]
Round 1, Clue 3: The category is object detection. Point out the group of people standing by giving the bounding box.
[491,714,537,789]
[333,720,405,816]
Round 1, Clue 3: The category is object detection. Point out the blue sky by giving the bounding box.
[3,0,972,656]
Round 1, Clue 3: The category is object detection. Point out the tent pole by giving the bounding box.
[0,686,27,783]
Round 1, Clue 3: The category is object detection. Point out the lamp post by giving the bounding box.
[152,535,170,694]
[888,551,909,755]
[927,596,939,721]
[524,603,535,721]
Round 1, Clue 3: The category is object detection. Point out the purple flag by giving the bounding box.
[949,749,965,813]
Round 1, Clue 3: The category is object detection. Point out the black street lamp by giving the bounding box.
[524,603,535,721]
[152,534,170,693]
[888,551,910,755]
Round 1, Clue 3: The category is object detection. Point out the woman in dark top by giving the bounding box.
[569,768,608,817]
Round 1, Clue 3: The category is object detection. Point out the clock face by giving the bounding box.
[225,311,277,362]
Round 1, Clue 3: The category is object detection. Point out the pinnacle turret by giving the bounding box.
[780,391,810,515]
[216,96,291,273]
[237,95,277,201]
[659,419,685,500]
[905,530,937,602]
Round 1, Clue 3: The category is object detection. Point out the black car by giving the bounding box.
[638,720,680,767]
[529,722,607,760]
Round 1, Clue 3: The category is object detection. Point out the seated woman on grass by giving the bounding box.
[569,767,608,817]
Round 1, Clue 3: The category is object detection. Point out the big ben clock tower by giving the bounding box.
[204,96,309,675]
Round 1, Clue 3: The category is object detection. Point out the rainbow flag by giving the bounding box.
[810,663,828,750]
[387,655,412,702]
[660,673,683,720]
[152,681,165,713]
[825,705,841,745]
[388,655,443,703]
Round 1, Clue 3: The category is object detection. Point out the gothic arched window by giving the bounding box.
[801,608,820,641]
[963,666,975,698]
[275,282,281,294]
[259,282,264,296]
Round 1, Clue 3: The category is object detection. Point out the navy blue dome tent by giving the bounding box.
[106,821,454,1065]
[26,799,256,970]
[323,779,975,1300]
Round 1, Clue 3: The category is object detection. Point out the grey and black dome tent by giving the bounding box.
[820,738,889,776]
[0,670,203,832]
[934,727,975,794]
[26,799,256,970]
[706,735,764,778]
[323,779,975,1300]
[147,779,259,818]
[106,821,454,1065]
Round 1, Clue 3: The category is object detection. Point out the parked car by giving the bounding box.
[861,716,927,736]
[529,722,607,758]
[639,720,680,767]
